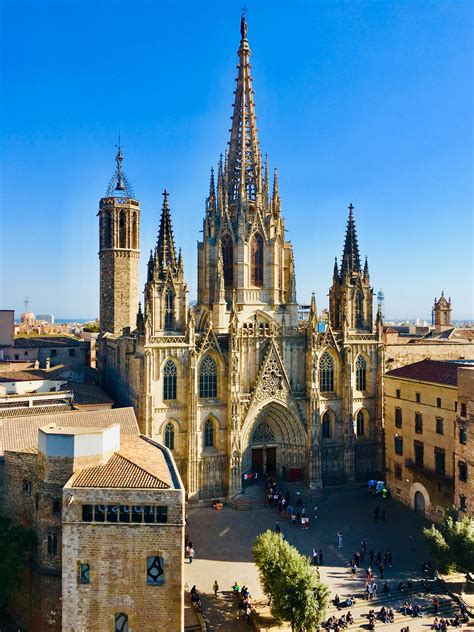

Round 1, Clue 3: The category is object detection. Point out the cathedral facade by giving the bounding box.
[98,15,385,500]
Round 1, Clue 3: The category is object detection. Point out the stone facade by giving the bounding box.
[454,367,474,517]
[99,16,385,500]
[384,360,473,522]
[0,408,184,631]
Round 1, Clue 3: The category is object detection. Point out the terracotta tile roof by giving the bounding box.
[69,435,173,489]
[0,404,74,418]
[0,407,139,456]
[68,382,114,406]
[0,369,58,382]
[14,336,82,348]
[385,359,474,386]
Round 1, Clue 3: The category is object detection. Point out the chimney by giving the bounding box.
[45,357,51,370]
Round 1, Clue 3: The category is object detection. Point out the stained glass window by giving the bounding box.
[79,563,90,584]
[164,422,175,451]
[322,411,331,438]
[356,410,365,437]
[251,233,263,286]
[115,613,129,632]
[199,356,217,398]
[319,352,334,392]
[355,355,367,391]
[163,360,177,400]
[204,419,214,447]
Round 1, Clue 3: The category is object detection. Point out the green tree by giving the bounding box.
[0,515,36,611]
[423,509,474,573]
[253,530,330,632]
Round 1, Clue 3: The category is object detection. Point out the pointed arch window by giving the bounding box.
[356,292,364,328]
[132,212,138,250]
[251,233,264,287]
[103,212,113,248]
[199,356,217,399]
[119,211,126,248]
[322,411,331,438]
[204,419,214,447]
[356,410,365,437]
[222,234,234,287]
[164,290,174,330]
[163,360,177,401]
[164,422,175,451]
[319,352,334,393]
[356,355,367,391]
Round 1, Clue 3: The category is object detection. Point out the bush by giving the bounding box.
[253,530,329,632]
[423,509,474,573]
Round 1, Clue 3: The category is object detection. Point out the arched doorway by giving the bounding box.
[414,491,425,516]
[243,401,307,481]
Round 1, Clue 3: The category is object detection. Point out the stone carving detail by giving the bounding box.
[252,421,275,444]
[255,347,284,403]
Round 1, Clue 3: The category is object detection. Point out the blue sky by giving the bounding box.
[1,0,472,320]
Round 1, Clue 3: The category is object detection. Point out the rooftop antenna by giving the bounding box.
[24,296,30,312]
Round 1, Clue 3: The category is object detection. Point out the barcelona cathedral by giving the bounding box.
[98,15,384,500]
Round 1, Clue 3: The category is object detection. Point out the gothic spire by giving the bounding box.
[207,167,217,216]
[105,136,134,197]
[333,256,339,282]
[340,203,361,276]
[155,189,178,275]
[272,166,281,216]
[227,12,262,205]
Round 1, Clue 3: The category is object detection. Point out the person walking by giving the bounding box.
[188,545,195,564]
[379,562,385,579]
[275,521,281,534]
[213,580,219,597]
[319,549,324,565]
[337,531,343,548]
[312,547,318,566]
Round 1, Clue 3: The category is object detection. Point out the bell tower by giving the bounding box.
[433,291,452,332]
[99,142,140,335]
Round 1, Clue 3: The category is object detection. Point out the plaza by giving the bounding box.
[185,488,460,631]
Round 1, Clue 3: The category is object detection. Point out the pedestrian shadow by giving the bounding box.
[198,590,251,631]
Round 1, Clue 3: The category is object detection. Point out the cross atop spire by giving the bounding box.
[105,136,134,197]
[340,202,361,276]
[227,13,262,206]
[155,189,178,276]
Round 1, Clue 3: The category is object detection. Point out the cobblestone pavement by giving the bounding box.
[185,488,463,631]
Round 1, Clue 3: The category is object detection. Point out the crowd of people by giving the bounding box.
[232,581,253,624]
[324,611,354,630]
[266,476,315,531]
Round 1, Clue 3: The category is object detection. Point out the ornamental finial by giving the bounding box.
[240,7,248,39]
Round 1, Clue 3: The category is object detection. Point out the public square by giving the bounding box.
[185,488,461,631]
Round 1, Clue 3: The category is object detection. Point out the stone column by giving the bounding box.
[342,345,355,484]
[187,352,199,499]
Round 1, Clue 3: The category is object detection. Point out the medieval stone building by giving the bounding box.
[99,15,385,500]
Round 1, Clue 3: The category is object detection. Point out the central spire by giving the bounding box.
[227,13,262,206]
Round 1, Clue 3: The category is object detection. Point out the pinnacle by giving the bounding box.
[340,203,361,276]
[156,190,178,276]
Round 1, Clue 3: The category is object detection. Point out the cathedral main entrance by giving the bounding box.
[243,401,307,481]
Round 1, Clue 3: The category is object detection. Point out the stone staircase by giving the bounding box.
[229,479,323,511]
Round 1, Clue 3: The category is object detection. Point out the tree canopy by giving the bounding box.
[253,530,330,632]
[0,515,36,611]
[423,509,474,573]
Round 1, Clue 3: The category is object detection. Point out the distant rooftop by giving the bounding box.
[385,359,474,387]
[14,336,83,348]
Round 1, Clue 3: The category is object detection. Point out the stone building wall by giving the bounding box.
[384,375,457,523]
[454,367,474,517]
[61,487,184,632]
[385,341,474,371]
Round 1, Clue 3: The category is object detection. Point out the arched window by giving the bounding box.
[204,419,214,447]
[104,212,113,248]
[199,356,217,399]
[322,411,331,438]
[164,290,174,330]
[164,422,175,450]
[222,234,234,287]
[163,360,177,400]
[119,211,126,248]
[250,233,264,287]
[356,410,365,437]
[319,352,334,392]
[132,213,138,250]
[356,292,364,328]
[356,355,367,391]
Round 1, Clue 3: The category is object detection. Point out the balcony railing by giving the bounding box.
[405,458,453,483]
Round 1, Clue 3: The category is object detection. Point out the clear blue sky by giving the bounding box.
[1,0,472,321]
